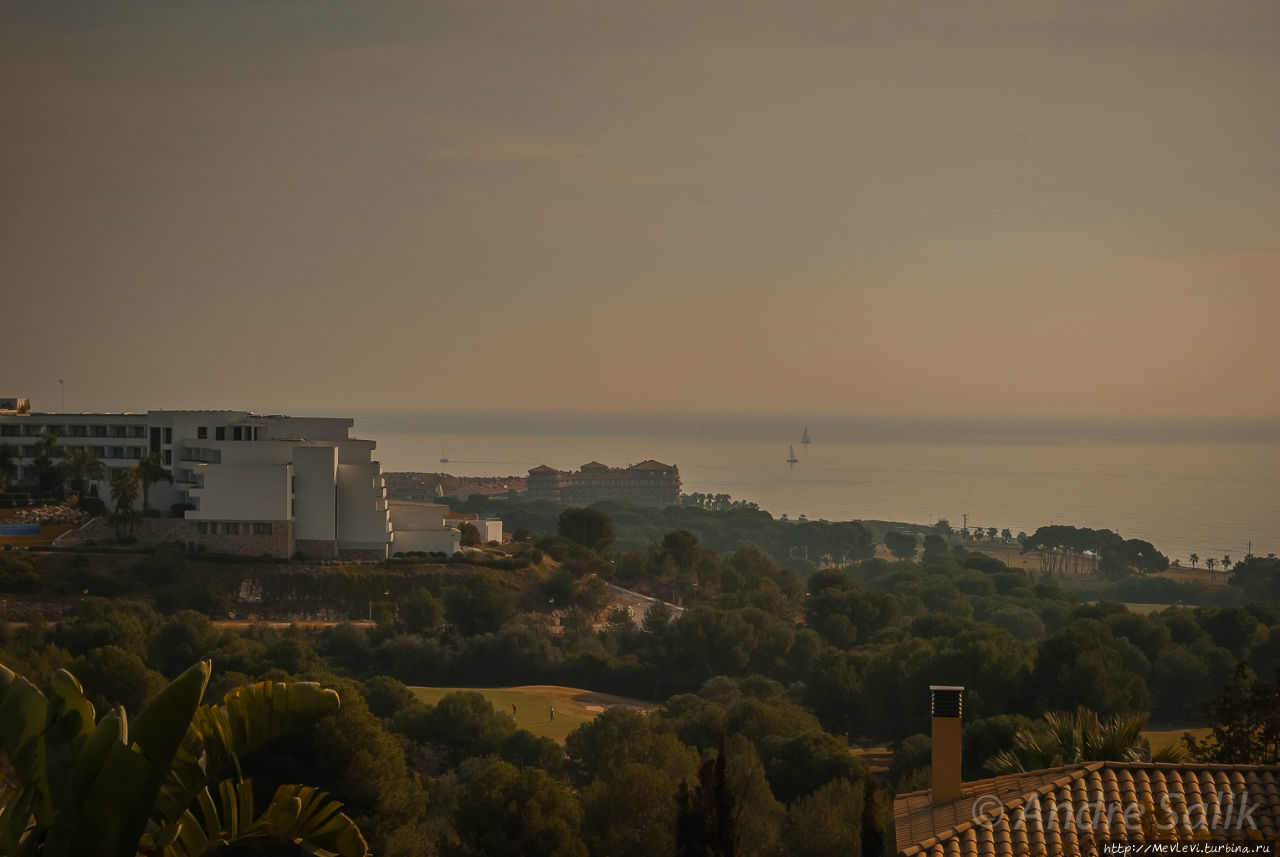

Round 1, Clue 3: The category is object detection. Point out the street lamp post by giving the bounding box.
[59,380,64,414]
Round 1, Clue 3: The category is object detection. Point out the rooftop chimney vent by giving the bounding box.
[930,685,964,718]
[929,685,965,807]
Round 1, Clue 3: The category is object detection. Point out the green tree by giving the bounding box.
[0,660,366,857]
[644,600,674,633]
[781,778,867,857]
[676,735,783,857]
[883,531,917,561]
[921,533,948,562]
[758,729,864,803]
[1230,555,1280,600]
[71,644,167,714]
[459,521,483,547]
[444,575,519,635]
[400,690,516,766]
[1184,664,1280,764]
[1032,624,1149,716]
[581,763,682,857]
[565,708,697,785]
[398,588,444,636]
[1189,553,1200,569]
[452,757,586,857]
[662,530,702,578]
[136,453,173,515]
[558,507,615,553]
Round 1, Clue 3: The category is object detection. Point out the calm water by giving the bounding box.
[354,413,1280,565]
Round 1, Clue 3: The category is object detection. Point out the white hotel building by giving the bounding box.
[0,402,391,559]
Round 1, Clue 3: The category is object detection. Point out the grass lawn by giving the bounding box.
[408,685,654,744]
[850,743,892,774]
[1144,726,1210,754]
[1120,602,1179,615]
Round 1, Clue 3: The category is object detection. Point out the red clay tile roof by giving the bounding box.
[895,761,1280,857]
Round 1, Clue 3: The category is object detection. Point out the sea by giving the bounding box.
[352,412,1280,566]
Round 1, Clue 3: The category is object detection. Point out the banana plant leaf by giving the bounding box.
[46,660,210,857]
[151,682,339,837]
[158,781,366,857]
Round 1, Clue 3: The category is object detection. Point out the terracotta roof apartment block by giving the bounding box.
[526,460,680,507]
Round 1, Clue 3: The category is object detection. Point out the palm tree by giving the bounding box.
[31,432,63,497]
[61,447,105,499]
[0,441,15,492]
[1222,554,1232,574]
[0,660,367,857]
[1189,553,1200,569]
[136,452,173,514]
[985,707,1185,774]
[109,466,142,538]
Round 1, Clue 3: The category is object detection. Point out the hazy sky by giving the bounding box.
[2,1,1277,418]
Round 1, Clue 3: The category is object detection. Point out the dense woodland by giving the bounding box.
[1,504,1278,856]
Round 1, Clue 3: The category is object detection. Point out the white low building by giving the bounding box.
[444,512,503,543]
[387,501,461,555]
[0,406,391,559]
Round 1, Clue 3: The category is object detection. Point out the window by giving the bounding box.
[253,523,272,535]
[197,426,207,439]
[108,446,124,459]
[163,450,172,465]
[223,522,240,535]
[233,426,243,441]
[195,522,209,535]
[215,427,225,441]
[129,447,143,459]
[164,428,172,444]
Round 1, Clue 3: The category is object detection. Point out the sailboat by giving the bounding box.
[801,427,811,445]
[439,444,449,464]
[786,445,799,464]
